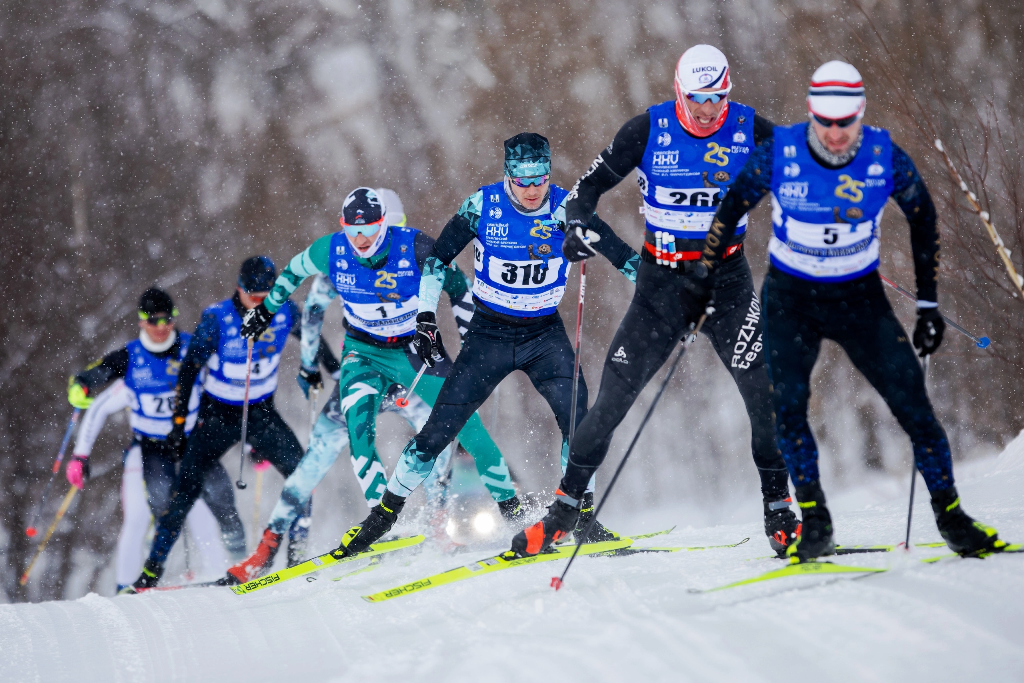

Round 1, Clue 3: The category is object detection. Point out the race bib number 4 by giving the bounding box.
[486,256,563,289]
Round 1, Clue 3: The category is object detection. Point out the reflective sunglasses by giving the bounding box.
[812,112,859,128]
[341,216,385,237]
[139,311,177,326]
[510,174,550,188]
[685,91,728,104]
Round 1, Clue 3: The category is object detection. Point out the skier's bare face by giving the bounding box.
[507,177,549,211]
[683,89,728,129]
[138,317,174,344]
[811,118,862,156]
[237,288,269,310]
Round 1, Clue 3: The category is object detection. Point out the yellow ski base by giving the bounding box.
[363,537,634,603]
[230,535,424,595]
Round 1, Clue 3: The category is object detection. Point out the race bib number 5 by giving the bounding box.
[487,256,563,289]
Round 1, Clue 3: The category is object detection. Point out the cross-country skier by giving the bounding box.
[696,60,1005,560]
[127,258,337,591]
[317,133,640,560]
[511,45,798,557]
[67,288,245,591]
[223,188,496,582]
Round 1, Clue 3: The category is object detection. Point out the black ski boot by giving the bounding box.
[786,482,834,562]
[332,491,406,559]
[931,487,1004,557]
[510,493,581,557]
[573,492,620,543]
[764,496,801,557]
[497,495,527,525]
[122,559,164,594]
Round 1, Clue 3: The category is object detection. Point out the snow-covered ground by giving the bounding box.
[3,434,1024,683]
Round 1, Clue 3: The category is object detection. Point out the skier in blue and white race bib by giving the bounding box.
[221,188,509,583]
[699,61,1006,560]
[67,288,245,591]
[514,45,798,557]
[323,133,640,558]
[127,259,339,591]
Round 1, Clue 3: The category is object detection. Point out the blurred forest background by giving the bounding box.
[2,0,1021,602]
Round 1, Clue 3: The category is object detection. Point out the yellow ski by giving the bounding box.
[363,537,633,603]
[693,559,887,593]
[230,535,424,595]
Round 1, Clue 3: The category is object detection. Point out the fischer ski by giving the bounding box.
[921,543,1023,564]
[229,535,425,595]
[599,537,750,557]
[555,526,676,547]
[692,559,887,593]
[363,537,633,603]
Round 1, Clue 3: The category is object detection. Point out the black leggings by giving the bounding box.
[411,311,588,477]
[147,396,306,565]
[763,267,954,493]
[138,440,246,557]
[561,256,789,499]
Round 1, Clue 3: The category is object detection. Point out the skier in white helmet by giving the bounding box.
[512,44,798,557]
[699,60,1007,560]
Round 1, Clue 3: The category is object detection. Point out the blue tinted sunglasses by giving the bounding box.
[686,91,728,104]
[510,174,550,188]
[340,216,385,237]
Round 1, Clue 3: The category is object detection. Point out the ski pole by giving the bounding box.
[26,408,81,537]
[568,261,587,450]
[553,310,711,590]
[20,486,78,586]
[396,363,429,409]
[933,139,1024,298]
[236,337,254,490]
[879,274,990,348]
[903,355,929,550]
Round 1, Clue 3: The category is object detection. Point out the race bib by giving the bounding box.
[485,256,563,289]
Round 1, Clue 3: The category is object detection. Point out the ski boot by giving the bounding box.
[786,482,834,562]
[764,496,801,557]
[573,492,619,543]
[122,559,164,594]
[222,528,282,585]
[510,492,581,557]
[287,505,312,567]
[497,495,527,526]
[931,487,1005,557]
[332,491,406,559]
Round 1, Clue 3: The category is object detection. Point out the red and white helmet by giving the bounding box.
[806,61,866,120]
[673,44,732,137]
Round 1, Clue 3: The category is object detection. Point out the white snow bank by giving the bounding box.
[2,436,1023,683]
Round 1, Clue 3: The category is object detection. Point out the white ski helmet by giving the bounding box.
[673,44,732,136]
[375,188,407,227]
[806,61,866,121]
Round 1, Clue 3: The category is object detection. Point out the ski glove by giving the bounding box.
[68,380,93,409]
[165,418,187,460]
[562,219,601,262]
[240,302,273,340]
[413,312,447,368]
[297,365,323,399]
[66,455,89,489]
[913,306,945,357]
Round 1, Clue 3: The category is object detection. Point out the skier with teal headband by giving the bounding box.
[315,132,641,560]
[231,187,514,581]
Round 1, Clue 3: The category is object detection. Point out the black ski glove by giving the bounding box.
[413,312,447,368]
[165,418,187,461]
[240,302,273,340]
[562,219,601,262]
[913,306,945,357]
[297,365,323,399]
[680,263,716,315]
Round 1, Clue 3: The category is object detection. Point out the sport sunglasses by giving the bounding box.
[138,310,178,325]
[340,215,386,237]
[811,112,859,128]
[510,174,550,188]
[685,90,728,104]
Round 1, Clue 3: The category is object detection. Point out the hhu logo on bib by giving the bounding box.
[472,181,570,318]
